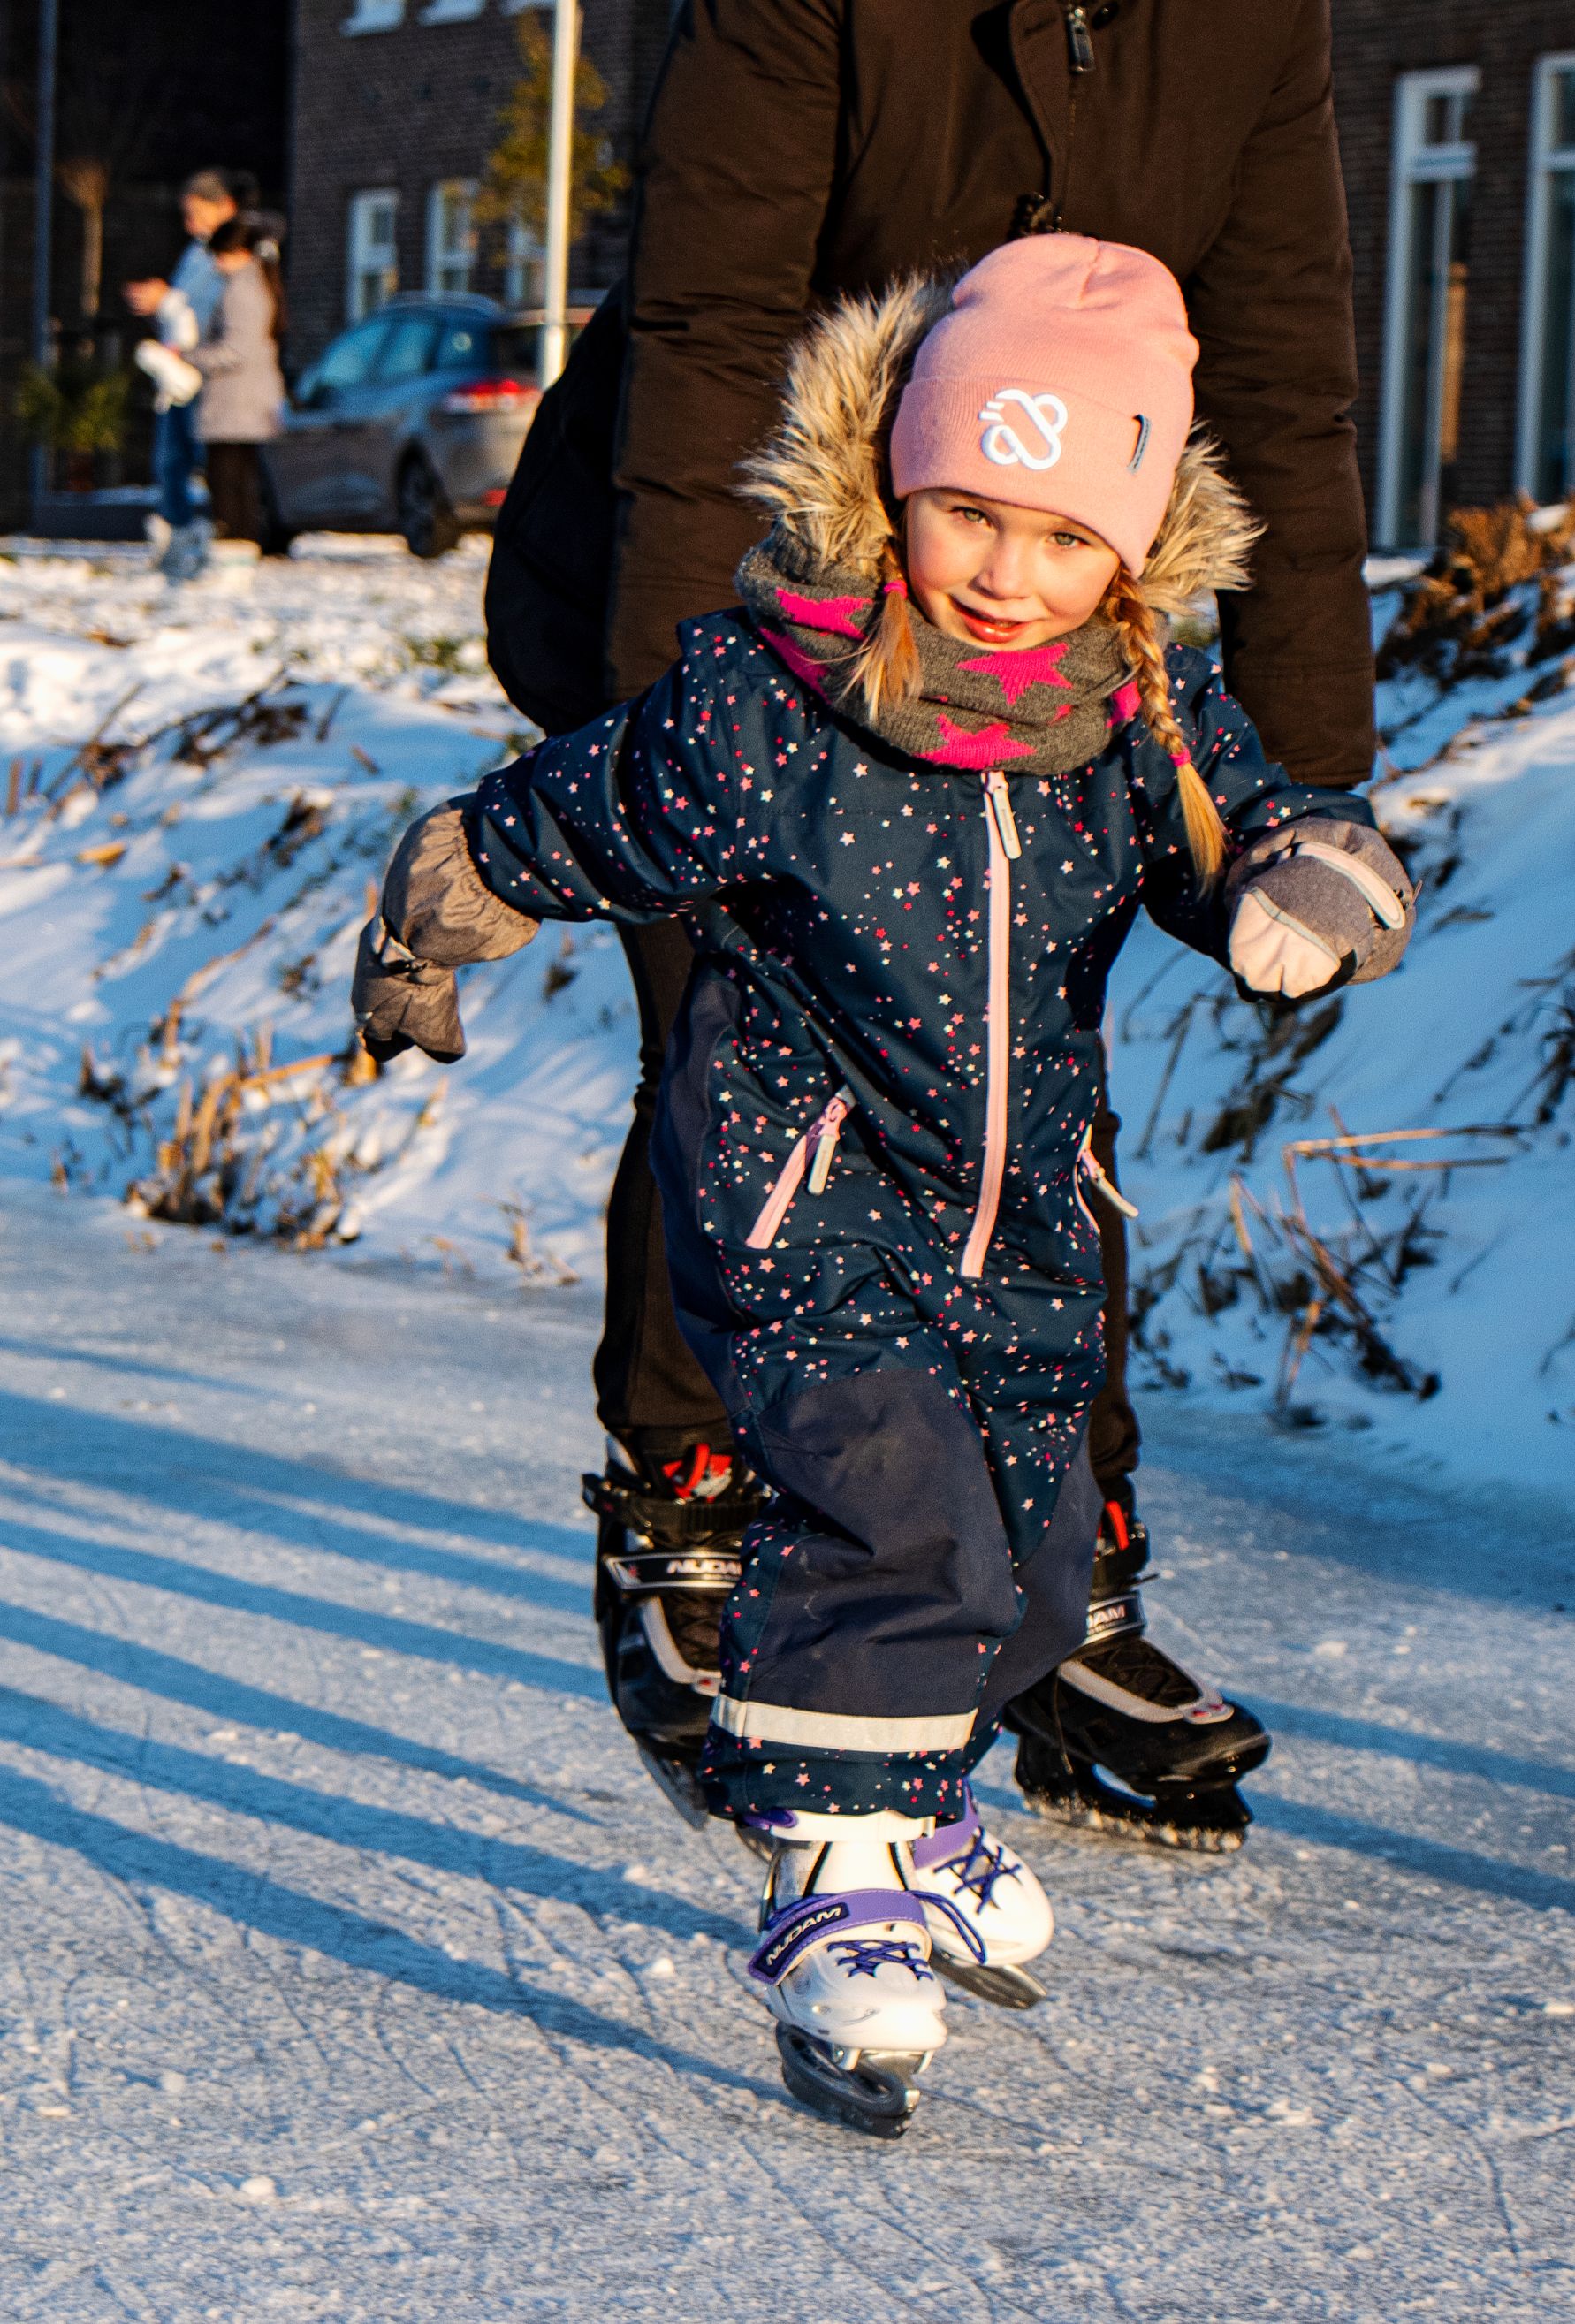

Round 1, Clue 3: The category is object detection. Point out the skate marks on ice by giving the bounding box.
[0,1196,1567,2320]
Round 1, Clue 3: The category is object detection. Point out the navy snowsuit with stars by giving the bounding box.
[468,613,1372,1822]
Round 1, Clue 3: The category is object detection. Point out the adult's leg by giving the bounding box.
[205,443,262,545]
[1002,1055,1271,1847]
[154,404,198,530]
[586,920,749,1820]
[594,917,732,1461]
[1085,1081,1140,1496]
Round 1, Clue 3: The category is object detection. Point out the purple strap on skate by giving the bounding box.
[910,1786,982,1875]
[747,1891,930,1987]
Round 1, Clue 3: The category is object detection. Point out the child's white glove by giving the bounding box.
[1227,820,1414,1002]
[135,337,202,408]
[352,804,537,1063]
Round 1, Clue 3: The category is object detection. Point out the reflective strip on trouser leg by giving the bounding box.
[711,1695,978,1754]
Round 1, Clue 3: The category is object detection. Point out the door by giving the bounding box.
[270,316,393,527]
[360,309,443,523]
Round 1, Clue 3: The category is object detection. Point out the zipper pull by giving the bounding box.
[983,769,1023,860]
[808,1087,854,1195]
[1064,4,1095,72]
[1081,1140,1140,1219]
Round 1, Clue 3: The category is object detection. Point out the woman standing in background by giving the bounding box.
[188,214,287,566]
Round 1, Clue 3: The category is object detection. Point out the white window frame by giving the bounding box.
[504,215,545,311]
[1377,66,1480,549]
[342,0,405,32]
[346,189,399,323]
[1518,51,1575,504]
[426,179,479,296]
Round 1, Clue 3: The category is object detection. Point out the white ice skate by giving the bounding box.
[749,1816,948,2137]
[910,1784,1054,2009]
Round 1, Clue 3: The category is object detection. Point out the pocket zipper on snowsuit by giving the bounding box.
[745,1086,856,1249]
[1075,1123,1141,1227]
[960,771,1020,1280]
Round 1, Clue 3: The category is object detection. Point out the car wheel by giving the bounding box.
[398,455,461,560]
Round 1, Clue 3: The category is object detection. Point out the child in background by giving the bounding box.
[354,237,1412,2136]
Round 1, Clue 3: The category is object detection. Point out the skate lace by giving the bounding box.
[828,1938,932,1984]
[936,1831,1020,1914]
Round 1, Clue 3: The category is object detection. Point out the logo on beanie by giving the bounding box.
[978,389,1069,472]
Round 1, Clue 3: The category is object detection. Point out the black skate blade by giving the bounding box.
[1022,1761,1252,1855]
[774,2028,921,2139]
[634,1743,711,1831]
[932,1954,1047,2011]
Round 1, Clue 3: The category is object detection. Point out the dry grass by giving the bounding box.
[1377,497,1575,689]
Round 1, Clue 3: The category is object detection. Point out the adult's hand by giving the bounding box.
[124,278,170,316]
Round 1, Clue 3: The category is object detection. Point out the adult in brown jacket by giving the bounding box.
[486,0,1373,1848]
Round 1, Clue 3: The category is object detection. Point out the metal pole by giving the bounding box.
[538,0,577,389]
[31,0,61,522]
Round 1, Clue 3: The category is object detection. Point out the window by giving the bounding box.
[504,216,545,311]
[1378,69,1479,548]
[342,0,405,31]
[419,0,485,19]
[426,180,477,296]
[1520,54,1575,507]
[435,317,488,370]
[346,191,399,323]
[297,316,392,407]
[377,312,441,382]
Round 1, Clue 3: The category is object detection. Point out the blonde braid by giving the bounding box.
[850,535,922,722]
[1108,568,1227,883]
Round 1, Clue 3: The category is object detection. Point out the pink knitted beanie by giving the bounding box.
[889,235,1199,575]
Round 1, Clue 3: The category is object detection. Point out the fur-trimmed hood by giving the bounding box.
[740,273,1260,615]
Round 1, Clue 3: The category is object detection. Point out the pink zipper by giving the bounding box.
[1078,1129,1140,1222]
[745,1086,855,1249]
[960,772,1020,1279]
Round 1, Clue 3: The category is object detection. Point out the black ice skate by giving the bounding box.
[585,1439,765,1825]
[1005,1496,1271,1852]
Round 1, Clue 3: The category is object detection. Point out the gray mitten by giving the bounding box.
[1227,819,1414,1002]
[353,919,468,1063]
[352,804,537,1063]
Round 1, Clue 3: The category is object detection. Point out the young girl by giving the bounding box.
[355,237,1412,2135]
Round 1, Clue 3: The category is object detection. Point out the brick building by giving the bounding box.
[286,3,1575,553]
[287,0,672,367]
[1332,3,1575,547]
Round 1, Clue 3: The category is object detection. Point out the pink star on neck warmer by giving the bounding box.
[774,586,871,639]
[957,641,1072,706]
[929,714,1038,769]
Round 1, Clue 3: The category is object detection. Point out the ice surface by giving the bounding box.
[0,1187,1567,2320]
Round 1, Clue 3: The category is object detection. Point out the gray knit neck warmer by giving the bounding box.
[735,528,1130,777]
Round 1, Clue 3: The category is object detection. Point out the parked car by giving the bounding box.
[262,295,541,557]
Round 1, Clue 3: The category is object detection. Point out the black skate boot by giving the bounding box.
[584,1439,765,1826]
[1004,1493,1271,1853]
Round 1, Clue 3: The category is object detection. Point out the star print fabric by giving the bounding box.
[464,610,1375,1816]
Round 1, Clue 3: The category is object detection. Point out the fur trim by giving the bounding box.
[741,273,1261,603]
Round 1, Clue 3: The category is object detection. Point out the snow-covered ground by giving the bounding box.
[0,1185,1569,2322]
[0,536,635,1283]
[0,535,1571,2316]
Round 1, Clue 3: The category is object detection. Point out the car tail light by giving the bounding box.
[482,488,507,507]
[439,377,536,415]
